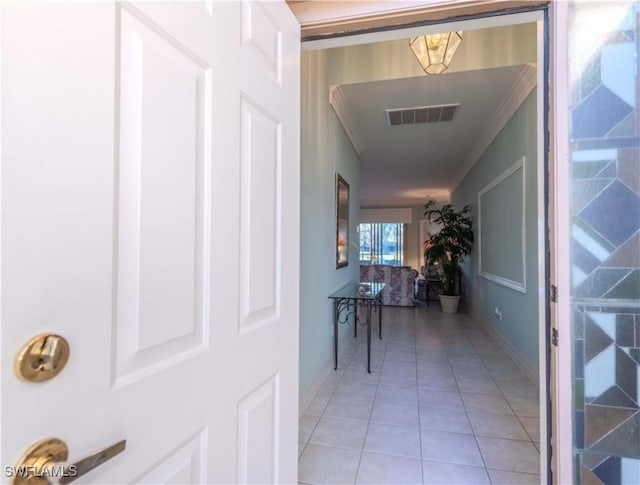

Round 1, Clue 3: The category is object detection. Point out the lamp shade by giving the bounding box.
[410,32,463,74]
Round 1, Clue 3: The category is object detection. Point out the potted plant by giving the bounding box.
[423,199,473,313]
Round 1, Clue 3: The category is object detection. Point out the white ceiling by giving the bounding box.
[335,64,533,207]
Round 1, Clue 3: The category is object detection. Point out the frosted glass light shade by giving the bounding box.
[410,32,463,74]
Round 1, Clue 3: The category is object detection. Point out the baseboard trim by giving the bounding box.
[299,357,333,418]
[468,308,539,386]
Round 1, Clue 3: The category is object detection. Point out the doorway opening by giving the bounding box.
[297,5,551,483]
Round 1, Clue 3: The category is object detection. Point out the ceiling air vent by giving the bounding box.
[386,103,459,127]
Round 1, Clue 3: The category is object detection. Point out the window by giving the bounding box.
[359,223,404,266]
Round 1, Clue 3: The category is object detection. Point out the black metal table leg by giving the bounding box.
[366,300,372,373]
[354,300,358,338]
[378,298,383,340]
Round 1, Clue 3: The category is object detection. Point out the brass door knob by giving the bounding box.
[15,334,70,382]
[12,438,126,485]
[12,438,68,485]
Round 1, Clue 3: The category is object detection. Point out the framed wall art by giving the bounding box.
[336,173,349,268]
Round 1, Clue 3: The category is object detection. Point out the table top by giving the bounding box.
[328,282,385,300]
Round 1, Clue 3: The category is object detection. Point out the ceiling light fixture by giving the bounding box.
[409,32,463,75]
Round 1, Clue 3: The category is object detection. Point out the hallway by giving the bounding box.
[298,306,541,484]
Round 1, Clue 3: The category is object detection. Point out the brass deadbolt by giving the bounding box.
[15,334,70,383]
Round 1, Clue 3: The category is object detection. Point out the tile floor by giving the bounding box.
[298,306,541,485]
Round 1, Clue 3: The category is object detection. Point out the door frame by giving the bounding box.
[298,2,572,482]
[549,2,573,484]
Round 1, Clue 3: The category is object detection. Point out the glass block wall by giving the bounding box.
[569,2,640,484]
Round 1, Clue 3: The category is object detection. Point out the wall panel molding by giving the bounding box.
[477,156,527,293]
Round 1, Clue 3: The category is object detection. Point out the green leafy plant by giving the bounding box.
[423,199,474,296]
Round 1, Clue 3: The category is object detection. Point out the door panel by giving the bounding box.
[114,3,211,387]
[236,375,279,483]
[136,429,206,483]
[242,1,284,84]
[239,98,281,331]
[1,2,300,482]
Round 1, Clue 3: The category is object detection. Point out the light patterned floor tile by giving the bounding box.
[308,416,368,450]
[461,392,514,415]
[419,389,464,409]
[379,375,418,390]
[455,376,502,395]
[384,350,417,363]
[298,307,545,484]
[451,367,491,380]
[419,405,473,434]
[519,416,541,442]
[324,394,374,421]
[298,445,361,484]
[467,412,529,440]
[487,469,541,484]
[305,391,332,417]
[505,395,540,417]
[383,361,418,376]
[421,430,484,467]
[364,423,421,458]
[417,364,454,379]
[422,461,490,485]
[356,452,423,484]
[417,374,458,391]
[375,384,418,405]
[495,378,539,398]
[371,400,420,427]
[299,414,320,443]
[387,341,417,353]
[334,379,378,400]
[476,436,540,474]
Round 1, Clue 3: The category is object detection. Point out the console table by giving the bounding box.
[328,282,385,373]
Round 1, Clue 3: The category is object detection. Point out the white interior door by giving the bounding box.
[0,1,300,483]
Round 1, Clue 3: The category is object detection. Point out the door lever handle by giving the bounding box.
[13,438,126,485]
[59,439,126,484]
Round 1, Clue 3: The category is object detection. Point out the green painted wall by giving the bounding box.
[300,49,360,394]
[451,91,539,371]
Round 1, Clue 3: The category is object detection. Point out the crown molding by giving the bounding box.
[329,85,364,156]
[287,1,545,40]
[450,63,537,193]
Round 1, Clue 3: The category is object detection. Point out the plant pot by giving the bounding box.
[439,295,460,313]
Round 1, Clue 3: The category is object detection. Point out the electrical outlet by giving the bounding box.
[494,307,503,321]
